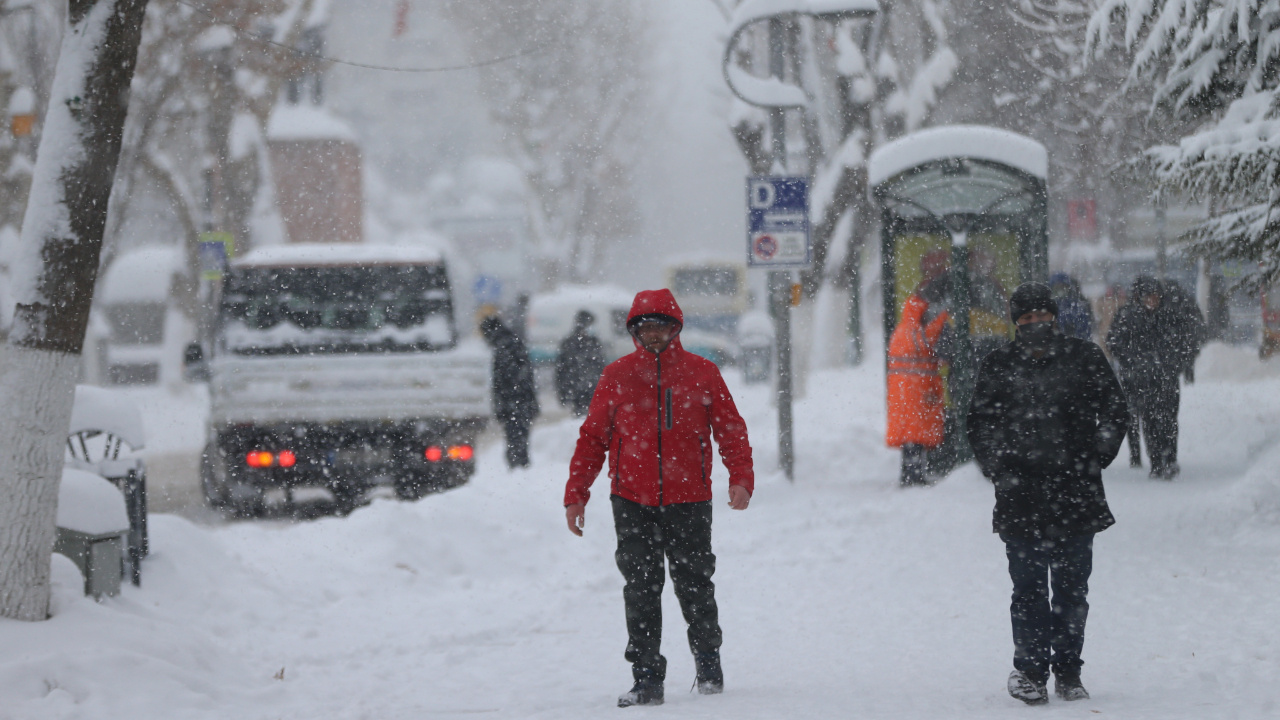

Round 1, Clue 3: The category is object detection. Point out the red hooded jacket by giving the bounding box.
[564,289,754,507]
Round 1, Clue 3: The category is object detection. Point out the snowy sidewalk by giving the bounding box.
[2,346,1279,719]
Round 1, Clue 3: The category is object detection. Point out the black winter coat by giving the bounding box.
[555,330,605,408]
[485,324,539,424]
[966,333,1129,539]
[1106,294,1205,383]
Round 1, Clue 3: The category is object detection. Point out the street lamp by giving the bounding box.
[722,0,879,112]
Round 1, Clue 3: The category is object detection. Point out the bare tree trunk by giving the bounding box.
[0,0,150,622]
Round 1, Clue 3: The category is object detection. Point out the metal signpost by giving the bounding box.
[747,176,810,481]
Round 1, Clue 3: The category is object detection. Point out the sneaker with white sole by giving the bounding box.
[1008,670,1048,705]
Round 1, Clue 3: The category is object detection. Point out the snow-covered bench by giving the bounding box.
[63,385,149,587]
[54,468,131,599]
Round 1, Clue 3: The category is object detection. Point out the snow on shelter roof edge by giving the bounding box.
[867,125,1048,189]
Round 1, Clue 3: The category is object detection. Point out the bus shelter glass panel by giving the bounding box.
[891,232,1021,353]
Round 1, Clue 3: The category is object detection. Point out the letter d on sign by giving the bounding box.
[749,180,776,210]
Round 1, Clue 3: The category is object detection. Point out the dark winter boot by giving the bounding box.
[1008,670,1048,705]
[618,679,664,707]
[1054,672,1090,701]
[694,651,724,695]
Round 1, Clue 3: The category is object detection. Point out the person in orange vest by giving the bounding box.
[886,276,951,486]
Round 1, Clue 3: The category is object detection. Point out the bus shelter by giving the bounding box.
[868,125,1048,471]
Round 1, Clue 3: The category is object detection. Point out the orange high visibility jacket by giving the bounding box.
[886,294,950,448]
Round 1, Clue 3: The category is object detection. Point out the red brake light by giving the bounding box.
[425,446,443,462]
[447,445,473,461]
[246,451,273,468]
[277,450,297,468]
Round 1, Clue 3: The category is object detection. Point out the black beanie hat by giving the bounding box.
[1009,282,1058,321]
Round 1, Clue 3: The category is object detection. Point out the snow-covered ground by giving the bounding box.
[3,343,1280,719]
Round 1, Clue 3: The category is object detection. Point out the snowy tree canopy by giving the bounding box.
[1089,0,1280,286]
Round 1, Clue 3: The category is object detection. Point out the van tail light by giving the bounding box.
[246,451,274,468]
[246,450,297,468]
[424,446,444,462]
[447,445,474,461]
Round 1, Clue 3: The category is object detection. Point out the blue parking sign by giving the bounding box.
[747,176,810,268]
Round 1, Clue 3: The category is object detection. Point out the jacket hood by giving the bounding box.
[627,289,684,327]
[626,289,684,353]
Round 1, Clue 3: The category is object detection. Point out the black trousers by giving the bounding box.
[611,496,722,682]
[900,443,930,486]
[503,419,531,468]
[1002,533,1094,683]
[1124,375,1180,472]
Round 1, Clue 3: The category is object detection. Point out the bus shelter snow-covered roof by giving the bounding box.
[869,126,1048,221]
[234,243,446,269]
[869,126,1047,188]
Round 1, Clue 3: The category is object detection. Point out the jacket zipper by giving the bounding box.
[656,353,664,506]
[699,436,708,490]
[611,433,621,496]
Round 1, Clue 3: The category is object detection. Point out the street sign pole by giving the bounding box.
[747,174,808,482]
[770,270,795,480]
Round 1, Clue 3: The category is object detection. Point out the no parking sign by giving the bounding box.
[746,176,810,268]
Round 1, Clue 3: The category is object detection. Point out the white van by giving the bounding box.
[99,246,191,385]
[526,284,635,364]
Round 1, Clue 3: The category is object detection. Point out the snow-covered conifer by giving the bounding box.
[1090,0,1280,286]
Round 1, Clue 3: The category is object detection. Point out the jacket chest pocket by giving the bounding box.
[664,388,673,429]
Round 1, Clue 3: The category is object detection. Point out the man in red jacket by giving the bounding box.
[564,289,754,707]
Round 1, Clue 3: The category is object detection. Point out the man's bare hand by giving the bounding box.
[728,485,751,510]
[566,503,586,536]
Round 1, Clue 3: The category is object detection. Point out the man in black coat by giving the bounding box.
[967,282,1129,706]
[1105,276,1206,479]
[480,315,539,468]
[554,310,606,417]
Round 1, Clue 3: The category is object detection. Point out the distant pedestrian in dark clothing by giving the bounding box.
[480,315,539,468]
[1105,276,1206,479]
[1049,273,1094,340]
[555,310,606,417]
[968,282,1129,706]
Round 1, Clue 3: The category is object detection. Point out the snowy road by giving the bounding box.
[2,344,1279,719]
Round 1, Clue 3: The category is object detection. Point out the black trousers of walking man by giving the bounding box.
[611,496,722,682]
[1122,374,1180,474]
[1003,533,1094,683]
[504,418,531,468]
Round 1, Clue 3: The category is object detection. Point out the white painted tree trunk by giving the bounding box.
[0,0,149,621]
[0,346,80,620]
